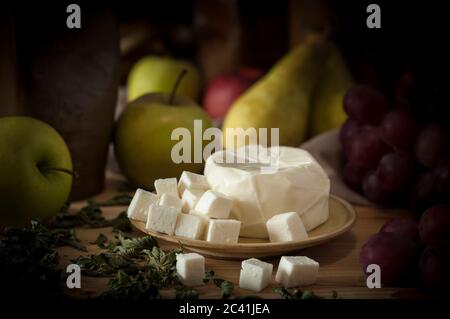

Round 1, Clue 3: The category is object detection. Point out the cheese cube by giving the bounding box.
[275,256,319,288]
[175,213,206,240]
[176,253,205,287]
[178,171,209,195]
[239,258,273,292]
[159,193,182,209]
[181,188,205,213]
[266,212,308,243]
[145,204,180,235]
[154,178,179,197]
[194,190,233,219]
[127,188,159,222]
[206,219,241,244]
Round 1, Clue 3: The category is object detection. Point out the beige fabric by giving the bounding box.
[301,129,373,206]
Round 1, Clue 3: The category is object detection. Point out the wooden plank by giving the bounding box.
[57,174,426,299]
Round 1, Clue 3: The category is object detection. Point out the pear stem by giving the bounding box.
[169,68,188,105]
[39,167,79,179]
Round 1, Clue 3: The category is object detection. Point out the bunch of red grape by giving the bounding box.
[360,205,450,290]
[341,71,450,212]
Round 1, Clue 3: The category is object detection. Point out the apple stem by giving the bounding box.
[169,68,188,105]
[40,167,79,179]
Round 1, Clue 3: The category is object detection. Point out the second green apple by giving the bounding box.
[114,92,212,190]
[127,56,201,102]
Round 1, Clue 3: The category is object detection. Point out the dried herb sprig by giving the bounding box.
[75,234,157,277]
[99,245,188,299]
[273,286,323,299]
[49,196,132,232]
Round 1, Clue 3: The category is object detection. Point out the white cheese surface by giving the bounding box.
[204,146,330,238]
[275,256,319,288]
[176,253,205,286]
[205,219,241,244]
[178,171,209,195]
[145,204,180,235]
[239,258,273,292]
[266,212,308,243]
[181,188,205,213]
[154,178,179,198]
[159,192,182,209]
[127,188,159,222]
[175,213,206,240]
[194,190,233,219]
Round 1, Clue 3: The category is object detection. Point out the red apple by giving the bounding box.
[203,68,263,119]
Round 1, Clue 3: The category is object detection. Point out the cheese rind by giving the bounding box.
[266,212,308,242]
[178,171,209,195]
[300,196,329,231]
[159,192,182,209]
[127,188,159,222]
[205,219,241,244]
[175,213,206,240]
[181,188,205,213]
[176,253,205,286]
[239,258,273,292]
[154,178,179,197]
[194,190,233,219]
[145,204,180,235]
[275,256,319,288]
[205,146,330,238]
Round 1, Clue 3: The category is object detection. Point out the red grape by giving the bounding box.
[411,171,437,213]
[419,204,450,245]
[414,124,449,167]
[380,110,417,149]
[362,171,391,205]
[425,86,450,124]
[344,85,390,125]
[419,243,450,290]
[343,161,366,191]
[380,218,420,243]
[433,158,450,200]
[376,151,417,192]
[340,119,361,156]
[360,232,421,285]
[348,126,388,172]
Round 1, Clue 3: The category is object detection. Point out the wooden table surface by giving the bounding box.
[58,172,428,299]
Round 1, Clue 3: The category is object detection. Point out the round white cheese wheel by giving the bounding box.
[204,145,330,239]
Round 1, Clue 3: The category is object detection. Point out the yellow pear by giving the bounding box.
[309,43,353,136]
[222,39,330,149]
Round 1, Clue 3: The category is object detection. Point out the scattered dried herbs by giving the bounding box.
[49,195,132,232]
[273,286,323,299]
[92,233,108,248]
[98,243,189,299]
[175,286,200,299]
[0,220,73,298]
[214,278,234,299]
[75,234,157,277]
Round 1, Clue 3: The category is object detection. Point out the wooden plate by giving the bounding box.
[131,195,356,260]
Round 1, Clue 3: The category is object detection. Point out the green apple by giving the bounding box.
[127,55,201,102]
[0,117,73,226]
[114,80,212,190]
